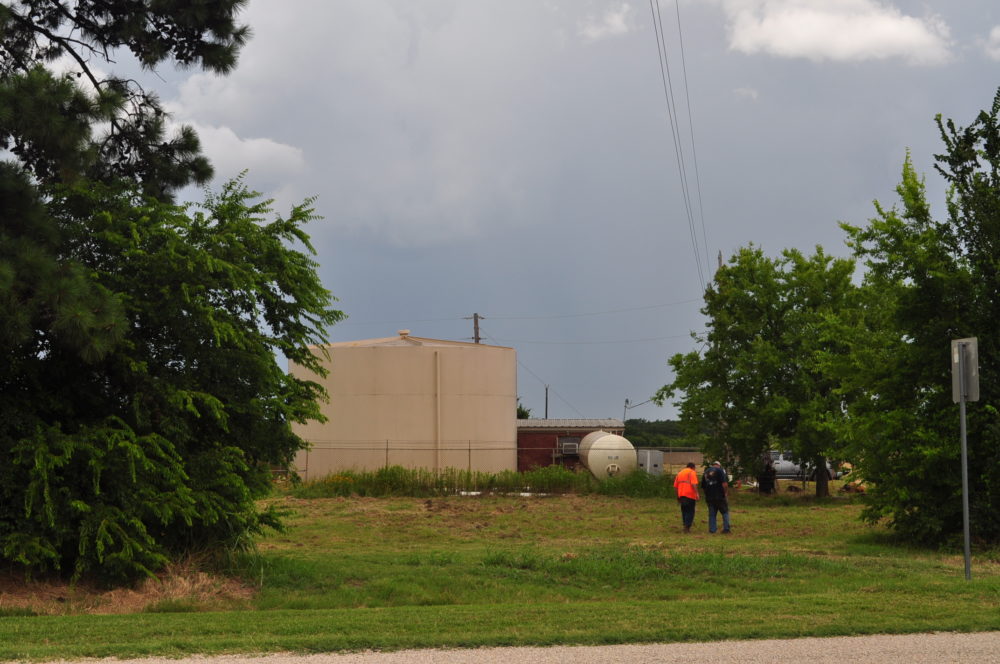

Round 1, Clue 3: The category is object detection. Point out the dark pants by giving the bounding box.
[679,497,696,528]
[707,498,730,533]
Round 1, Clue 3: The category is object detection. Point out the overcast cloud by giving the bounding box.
[141,0,1000,420]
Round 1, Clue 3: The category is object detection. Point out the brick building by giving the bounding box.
[516,419,625,472]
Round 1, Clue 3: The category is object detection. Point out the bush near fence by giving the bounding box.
[290,465,678,499]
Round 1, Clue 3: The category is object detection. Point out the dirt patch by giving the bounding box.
[0,560,255,615]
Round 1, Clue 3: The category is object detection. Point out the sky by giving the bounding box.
[130,0,1000,420]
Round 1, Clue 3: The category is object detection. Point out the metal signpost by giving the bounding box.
[951,338,979,580]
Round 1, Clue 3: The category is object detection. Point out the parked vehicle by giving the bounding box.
[769,451,841,481]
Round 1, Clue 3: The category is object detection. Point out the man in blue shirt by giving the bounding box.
[702,461,732,534]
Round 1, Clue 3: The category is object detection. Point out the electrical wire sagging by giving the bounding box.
[479,326,587,419]
[648,0,711,292]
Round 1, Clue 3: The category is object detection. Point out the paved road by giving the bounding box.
[34,631,1000,664]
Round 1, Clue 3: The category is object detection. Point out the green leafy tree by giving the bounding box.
[0,173,343,580]
[840,93,1000,545]
[656,246,856,496]
[779,248,858,497]
[656,247,784,479]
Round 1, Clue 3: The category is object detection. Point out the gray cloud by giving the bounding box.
[149,0,1000,419]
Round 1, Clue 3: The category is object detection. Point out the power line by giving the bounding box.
[648,0,706,291]
[485,333,695,346]
[649,0,703,290]
[480,327,587,418]
[672,0,712,274]
[488,298,702,320]
[338,315,465,327]
[336,297,702,328]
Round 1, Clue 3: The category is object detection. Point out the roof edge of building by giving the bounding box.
[306,336,513,350]
[516,418,625,429]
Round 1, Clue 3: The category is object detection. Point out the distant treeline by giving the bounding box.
[623,419,688,448]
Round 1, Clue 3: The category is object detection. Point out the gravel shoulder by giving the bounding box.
[32,631,1000,664]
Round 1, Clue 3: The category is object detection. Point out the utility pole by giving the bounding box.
[623,397,651,422]
[544,385,549,419]
[464,313,484,344]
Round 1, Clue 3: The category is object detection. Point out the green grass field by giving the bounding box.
[1,485,998,661]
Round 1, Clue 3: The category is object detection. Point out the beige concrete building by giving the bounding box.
[290,331,517,480]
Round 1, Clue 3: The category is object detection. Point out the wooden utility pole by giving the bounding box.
[465,312,483,343]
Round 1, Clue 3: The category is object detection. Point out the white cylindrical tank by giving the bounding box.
[578,431,637,480]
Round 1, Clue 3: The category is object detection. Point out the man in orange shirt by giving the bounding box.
[673,461,700,533]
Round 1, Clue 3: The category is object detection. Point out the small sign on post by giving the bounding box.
[951,337,978,581]
[952,338,980,403]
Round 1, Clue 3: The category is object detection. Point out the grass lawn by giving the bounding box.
[1,485,998,661]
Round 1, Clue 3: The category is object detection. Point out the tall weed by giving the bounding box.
[593,471,675,497]
[290,465,613,498]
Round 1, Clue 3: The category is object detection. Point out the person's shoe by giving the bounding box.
[683,525,691,533]
[721,529,732,534]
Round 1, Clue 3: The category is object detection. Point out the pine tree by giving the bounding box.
[0,0,250,196]
[0,2,344,580]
